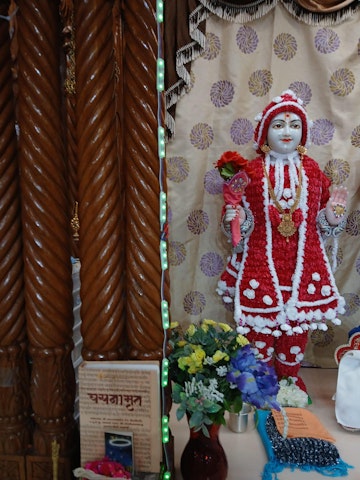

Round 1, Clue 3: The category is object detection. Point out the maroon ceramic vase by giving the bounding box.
[180,422,228,480]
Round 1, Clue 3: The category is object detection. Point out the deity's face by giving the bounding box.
[267,112,302,155]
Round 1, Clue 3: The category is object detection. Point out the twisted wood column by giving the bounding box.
[61,0,80,258]
[75,0,126,360]
[0,0,31,458]
[16,0,77,464]
[122,0,168,359]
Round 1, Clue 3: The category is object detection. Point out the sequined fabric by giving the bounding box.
[266,413,341,467]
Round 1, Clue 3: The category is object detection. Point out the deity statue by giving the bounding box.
[217,90,348,393]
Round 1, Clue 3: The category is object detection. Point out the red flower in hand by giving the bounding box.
[215,151,251,180]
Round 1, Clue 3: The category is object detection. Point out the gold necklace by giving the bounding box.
[263,161,302,241]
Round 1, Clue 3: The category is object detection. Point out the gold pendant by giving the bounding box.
[278,213,297,240]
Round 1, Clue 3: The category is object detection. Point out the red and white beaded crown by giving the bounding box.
[253,89,312,154]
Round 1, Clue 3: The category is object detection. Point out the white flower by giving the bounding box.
[204,356,214,365]
[185,378,224,403]
[216,365,228,377]
[277,379,308,408]
[250,279,259,289]
[312,272,320,281]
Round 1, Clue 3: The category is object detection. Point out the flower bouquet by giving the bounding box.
[215,151,251,247]
[169,319,280,437]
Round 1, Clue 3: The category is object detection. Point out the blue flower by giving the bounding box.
[227,345,280,410]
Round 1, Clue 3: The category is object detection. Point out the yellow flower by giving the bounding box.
[218,322,232,332]
[213,350,229,363]
[236,334,249,346]
[203,319,217,326]
[170,321,179,329]
[177,340,187,347]
[178,346,206,374]
[178,356,190,371]
[186,324,196,336]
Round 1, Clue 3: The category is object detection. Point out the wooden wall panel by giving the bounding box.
[0,0,167,477]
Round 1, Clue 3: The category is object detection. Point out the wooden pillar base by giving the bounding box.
[0,454,26,480]
[25,454,71,480]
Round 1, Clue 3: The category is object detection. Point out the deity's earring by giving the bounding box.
[260,144,271,154]
[296,144,307,159]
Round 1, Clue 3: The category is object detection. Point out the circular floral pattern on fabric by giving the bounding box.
[323,159,350,185]
[203,32,221,61]
[210,80,235,107]
[350,125,360,148]
[342,292,360,317]
[310,325,335,348]
[190,123,214,150]
[248,69,273,97]
[345,210,360,236]
[204,169,223,195]
[199,252,224,277]
[356,256,360,276]
[329,68,355,97]
[167,156,190,183]
[183,291,206,315]
[230,118,254,145]
[310,119,335,146]
[168,240,186,266]
[288,81,312,107]
[314,28,340,54]
[187,209,209,235]
[236,25,258,54]
[325,244,343,268]
[273,33,297,61]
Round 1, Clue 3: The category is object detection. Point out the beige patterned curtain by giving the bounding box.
[166,3,360,367]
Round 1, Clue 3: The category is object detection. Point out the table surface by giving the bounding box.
[169,368,359,480]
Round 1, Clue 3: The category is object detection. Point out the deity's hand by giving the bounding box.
[325,186,348,226]
[224,204,246,225]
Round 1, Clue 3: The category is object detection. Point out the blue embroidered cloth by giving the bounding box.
[256,409,353,480]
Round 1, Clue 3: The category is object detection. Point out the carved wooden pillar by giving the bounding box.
[122,0,168,360]
[0,1,31,477]
[16,0,77,477]
[61,0,80,258]
[75,0,126,360]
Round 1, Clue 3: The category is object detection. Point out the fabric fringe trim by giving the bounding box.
[262,458,353,480]
[198,0,278,23]
[165,5,209,138]
[280,0,360,27]
[199,0,360,26]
